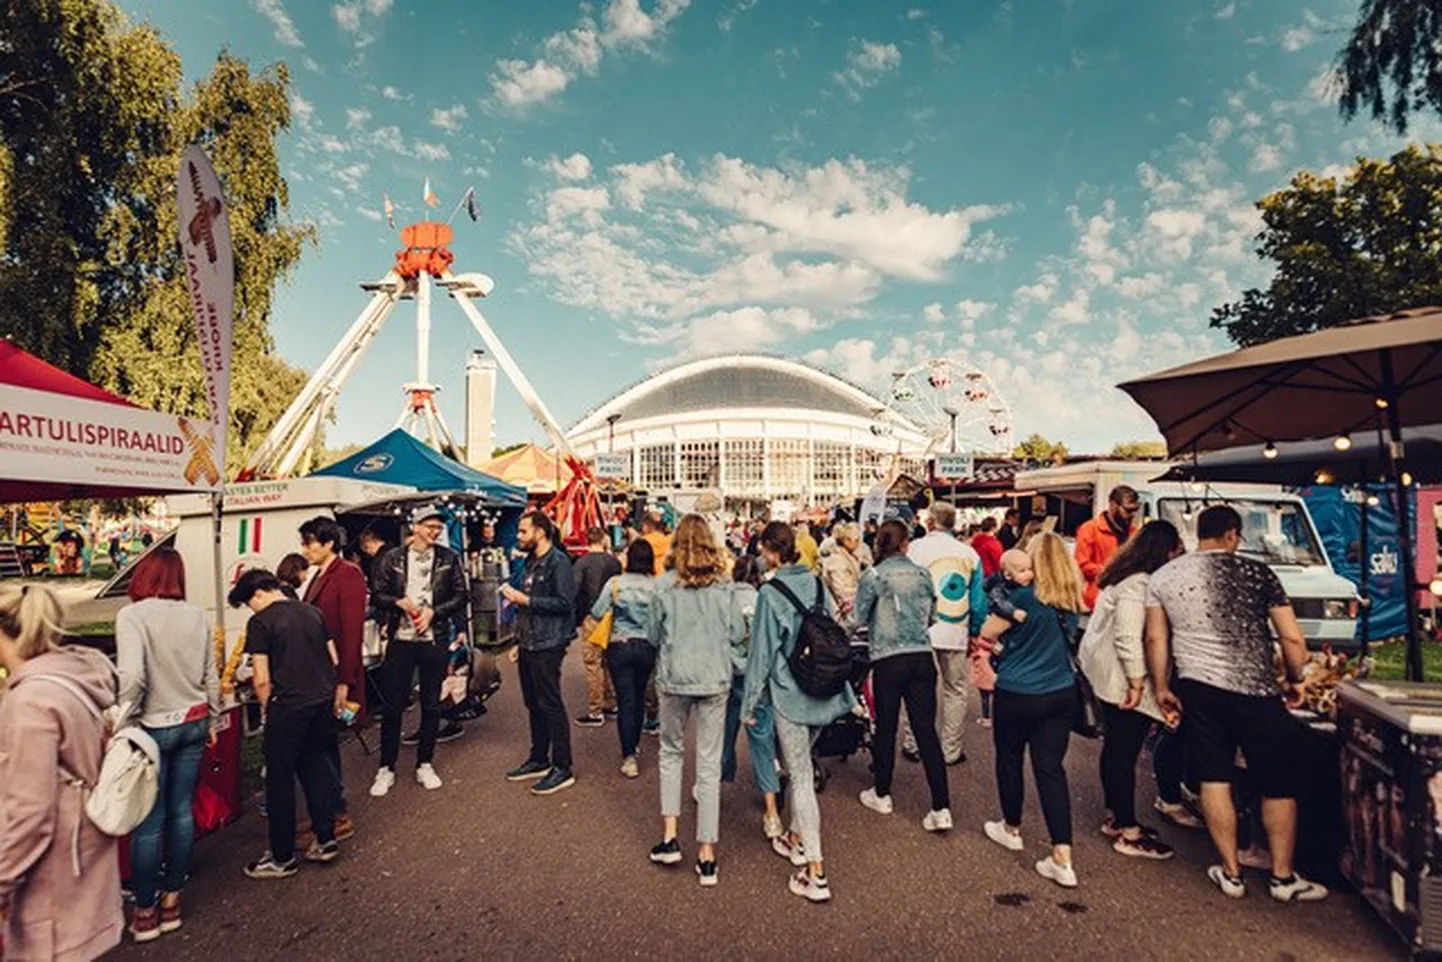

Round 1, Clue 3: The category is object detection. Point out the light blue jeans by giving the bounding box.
[721,675,780,795]
[775,714,823,863]
[130,719,209,909]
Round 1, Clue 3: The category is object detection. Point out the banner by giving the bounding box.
[1301,484,1409,642]
[0,383,220,492]
[177,145,234,473]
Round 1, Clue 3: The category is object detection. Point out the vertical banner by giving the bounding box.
[177,145,234,469]
[1301,484,1409,642]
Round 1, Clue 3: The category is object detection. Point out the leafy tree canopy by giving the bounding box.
[0,0,314,471]
[1211,144,1442,347]
[1012,433,1070,464]
[1337,0,1442,134]
[1109,440,1168,460]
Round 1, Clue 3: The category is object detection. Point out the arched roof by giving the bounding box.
[569,355,917,436]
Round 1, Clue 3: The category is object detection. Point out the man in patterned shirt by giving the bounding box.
[1144,504,1327,903]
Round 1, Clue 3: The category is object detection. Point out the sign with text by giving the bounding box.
[594,452,631,478]
[934,453,974,482]
[177,144,233,480]
[0,383,221,493]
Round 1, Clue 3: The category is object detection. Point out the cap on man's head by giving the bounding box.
[410,503,446,526]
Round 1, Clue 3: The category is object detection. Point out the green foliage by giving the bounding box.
[491,442,527,458]
[1211,145,1442,347]
[1109,440,1168,460]
[1337,0,1442,134]
[1012,434,1069,464]
[0,0,314,472]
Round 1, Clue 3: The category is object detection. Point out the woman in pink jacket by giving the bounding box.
[0,584,123,961]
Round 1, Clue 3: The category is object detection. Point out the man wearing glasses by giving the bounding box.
[1075,484,1141,611]
[368,504,467,797]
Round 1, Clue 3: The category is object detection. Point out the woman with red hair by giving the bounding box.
[116,547,220,943]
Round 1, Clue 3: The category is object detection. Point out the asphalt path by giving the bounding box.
[111,653,1402,962]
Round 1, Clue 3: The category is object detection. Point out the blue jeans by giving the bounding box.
[130,719,208,909]
[722,675,780,795]
[606,640,656,759]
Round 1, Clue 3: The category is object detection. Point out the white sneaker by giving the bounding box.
[1269,872,1328,903]
[983,820,1023,852]
[762,815,785,840]
[772,835,808,867]
[788,870,832,903]
[1208,864,1247,899]
[415,764,443,791]
[620,756,639,779]
[923,809,954,833]
[1036,856,1078,888]
[859,788,894,815]
[369,767,396,798]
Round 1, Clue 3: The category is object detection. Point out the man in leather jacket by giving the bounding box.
[502,510,578,796]
[368,504,468,798]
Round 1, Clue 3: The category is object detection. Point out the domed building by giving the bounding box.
[566,355,931,507]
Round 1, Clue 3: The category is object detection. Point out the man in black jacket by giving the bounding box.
[503,510,578,795]
[368,504,468,798]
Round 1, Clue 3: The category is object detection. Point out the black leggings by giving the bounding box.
[1099,703,1152,829]
[872,652,950,811]
[993,686,1076,845]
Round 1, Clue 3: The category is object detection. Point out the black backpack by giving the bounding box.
[766,577,852,699]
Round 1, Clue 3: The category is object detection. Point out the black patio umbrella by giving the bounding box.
[1119,308,1442,680]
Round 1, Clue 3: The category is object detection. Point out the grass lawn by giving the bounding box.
[1367,639,1442,681]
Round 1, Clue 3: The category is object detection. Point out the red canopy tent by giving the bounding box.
[0,341,221,504]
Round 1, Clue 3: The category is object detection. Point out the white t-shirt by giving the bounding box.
[396,545,436,641]
[906,531,982,651]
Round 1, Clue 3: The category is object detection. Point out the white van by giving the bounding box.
[1014,461,1360,649]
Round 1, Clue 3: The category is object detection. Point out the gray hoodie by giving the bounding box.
[116,598,220,731]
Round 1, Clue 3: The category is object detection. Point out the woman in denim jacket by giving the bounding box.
[646,516,745,888]
[592,540,658,779]
[853,520,952,833]
[720,556,784,841]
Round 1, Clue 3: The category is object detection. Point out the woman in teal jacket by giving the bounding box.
[853,520,951,832]
[741,522,857,905]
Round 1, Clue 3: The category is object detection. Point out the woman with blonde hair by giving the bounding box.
[647,515,744,887]
[979,532,1088,889]
[0,584,125,960]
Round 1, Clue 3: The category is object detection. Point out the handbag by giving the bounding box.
[586,581,618,649]
[1055,609,1106,739]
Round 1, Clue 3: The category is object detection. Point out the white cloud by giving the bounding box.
[413,141,451,162]
[345,107,371,129]
[907,7,927,19]
[834,40,902,99]
[1145,208,1208,260]
[333,0,392,36]
[489,0,692,110]
[333,163,368,192]
[955,299,994,322]
[1014,274,1057,304]
[490,59,572,108]
[430,104,469,132]
[1048,288,1090,326]
[1249,142,1283,172]
[357,206,383,222]
[1280,9,1329,52]
[1215,2,1236,18]
[718,0,759,33]
[923,302,946,322]
[643,306,819,359]
[545,185,612,226]
[290,94,316,130]
[380,85,409,102]
[317,134,348,153]
[252,0,304,48]
[1116,272,1167,299]
[546,152,595,181]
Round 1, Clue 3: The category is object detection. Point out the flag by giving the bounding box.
[423,178,439,208]
[176,145,232,485]
[383,193,395,229]
[463,186,480,222]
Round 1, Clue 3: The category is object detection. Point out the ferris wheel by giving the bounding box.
[886,357,1013,455]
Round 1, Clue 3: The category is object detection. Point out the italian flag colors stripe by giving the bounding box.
[237,516,262,554]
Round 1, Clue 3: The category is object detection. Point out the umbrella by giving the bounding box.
[1150,424,1442,488]
[1119,308,1442,681]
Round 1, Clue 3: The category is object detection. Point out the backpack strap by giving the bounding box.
[25,674,104,721]
[813,576,825,613]
[764,578,810,618]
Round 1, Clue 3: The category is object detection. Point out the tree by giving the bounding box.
[1012,434,1069,464]
[1336,0,1442,134]
[0,0,314,471]
[1109,440,1168,460]
[491,442,527,458]
[1211,145,1442,347]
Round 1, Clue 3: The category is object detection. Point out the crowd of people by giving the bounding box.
[0,487,1335,957]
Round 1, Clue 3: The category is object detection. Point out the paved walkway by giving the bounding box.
[112,654,1401,961]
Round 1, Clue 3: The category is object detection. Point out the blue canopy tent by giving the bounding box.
[314,429,527,506]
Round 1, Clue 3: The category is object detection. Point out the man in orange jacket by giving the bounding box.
[1075,484,1141,610]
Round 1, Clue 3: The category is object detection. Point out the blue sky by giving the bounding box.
[118,0,1431,455]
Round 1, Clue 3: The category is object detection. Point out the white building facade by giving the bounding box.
[566,356,931,506]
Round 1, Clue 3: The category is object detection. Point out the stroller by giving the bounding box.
[810,633,875,793]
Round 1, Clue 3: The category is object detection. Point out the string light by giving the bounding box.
[1315,469,1333,484]
[1333,434,1352,451]
[1263,442,1278,460]
[1402,471,1414,486]
[1376,398,1390,410]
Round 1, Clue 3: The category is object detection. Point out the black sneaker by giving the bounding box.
[303,840,340,864]
[650,838,682,865]
[946,752,968,767]
[505,759,550,782]
[696,859,719,887]
[603,707,619,719]
[531,767,576,796]
[400,729,422,746]
[575,713,605,728]
[244,854,299,880]
[643,717,661,736]
[436,721,465,743]
[901,747,921,763]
